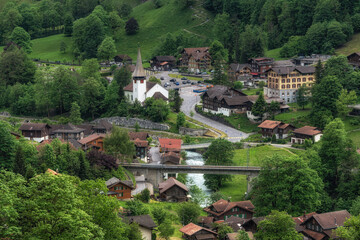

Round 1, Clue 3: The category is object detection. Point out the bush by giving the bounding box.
[134,189,150,203]
[233,142,244,149]
[275,139,287,144]
[350,118,360,126]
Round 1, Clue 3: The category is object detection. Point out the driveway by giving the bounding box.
[149,147,161,165]
[180,87,249,142]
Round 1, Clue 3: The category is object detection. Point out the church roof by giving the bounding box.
[133,47,146,79]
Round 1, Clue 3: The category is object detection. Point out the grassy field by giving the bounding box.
[219,175,247,201]
[168,74,203,81]
[347,130,360,148]
[242,88,261,96]
[225,114,259,133]
[265,47,286,60]
[336,33,360,56]
[274,109,312,127]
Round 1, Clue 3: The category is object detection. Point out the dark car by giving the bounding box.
[181,77,187,80]
[191,82,196,85]
[170,78,176,82]
[197,81,202,84]
[182,81,186,84]
[160,77,164,80]
[187,80,191,83]
[175,82,180,85]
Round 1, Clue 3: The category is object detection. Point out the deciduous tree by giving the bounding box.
[176,202,201,225]
[103,126,135,162]
[0,121,15,169]
[97,36,117,61]
[69,102,83,124]
[10,26,32,53]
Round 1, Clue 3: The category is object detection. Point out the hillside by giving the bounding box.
[336,33,360,56]
[19,0,214,62]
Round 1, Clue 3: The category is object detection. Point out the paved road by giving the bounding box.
[180,87,249,142]
[149,147,161,165]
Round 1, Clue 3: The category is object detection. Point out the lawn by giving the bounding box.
[347,130,360,148]
[232,145,296,166]
[336,33,360,56]
[274,109,311,127]
[166,111,203,133]
[168,74,203,81]
[219,175,247,201]
[225,114,259,133]
[242,88,261,96]
[265,47,286,60]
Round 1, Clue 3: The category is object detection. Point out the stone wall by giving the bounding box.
[93,117,170,131]
[179,127,207,136]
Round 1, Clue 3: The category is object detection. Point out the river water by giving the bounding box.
[185,151,212,197]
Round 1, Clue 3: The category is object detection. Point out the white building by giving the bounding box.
[291,126,322,144]
[124,48,168,103]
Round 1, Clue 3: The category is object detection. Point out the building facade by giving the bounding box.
[106,177,134,200]
[180,47,211,73]
[19,123,51,142]
[264,66,315,103]
[203,199,255,221]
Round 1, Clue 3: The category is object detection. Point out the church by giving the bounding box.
[124,48,169,103]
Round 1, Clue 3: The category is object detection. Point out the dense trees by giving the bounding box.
[103,126,135,162]
[0,121,16,169]
[125,17,139,35]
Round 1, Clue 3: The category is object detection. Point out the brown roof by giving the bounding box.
[204,199,255,217]
[78,133,106,145]
[301,229,326,240]
[162,151,181,165]
[153,92,168,101]
[128,215,157,229]
[293,126,321,136]
[46,168,61,175]
[258,120,282,129]
[158,177,188,194]
[105,177,134,189]
[301,210,351,230]
[19,123,50,131]
[115,54,132,61]
[159,138,182,152]
[77,124,94,136]
[293,212,317,232]
[267,66,315,75]
[225,216,249,232]
[123,81,157,92]
[133,138,148,147]
[229,63,253,72]
[154,56,176,62]
[92,120,112,132]
[129,132,149,141]
[198,216,214,227]
[51,123,84,134]
[179,223,217,236]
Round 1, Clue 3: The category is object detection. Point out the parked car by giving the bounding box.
[197,81,202,84]
[164,83,169,87]
[175,81,180,85]
[202,72,208,75]
[182,81,186,84]
[170,78,176,82]
[187,80,191,83]
[181,77,187,80]
[160,77,164,80]
[191,82,196,85]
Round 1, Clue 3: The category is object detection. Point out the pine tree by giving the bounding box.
[13,145,26,176]
[251,92,266,118]
[69,102,83,124]
[78,151,89,180]
[315,60,323,83]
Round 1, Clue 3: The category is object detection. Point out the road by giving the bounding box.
[180,86,249,142]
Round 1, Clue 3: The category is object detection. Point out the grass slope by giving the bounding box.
[336,33,360,56]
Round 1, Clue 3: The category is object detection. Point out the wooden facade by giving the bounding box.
[19,123,51,142]
[347,52,360,69]
[108,182,133,200]
[159,185,188,202]
[182,229,217,240]
[78,134,105,151]
[228,63,253,82]
[181,47,211,72]
[249,57,274,77]
[204,199,255,221]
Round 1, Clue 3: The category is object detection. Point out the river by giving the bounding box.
[185,151,212,202]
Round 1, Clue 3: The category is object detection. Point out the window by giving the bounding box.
[276,79,278,83]
[287,79,290,83]
[292,84,296,88]
[302,78,306,82]
[282,79,285,83]
[292,78,296,82]
[287,84,290,88]
[297,78,301,82]
[309,77,313,81]
[282,85,285,89]
[297,84,301,88]
[287,92,290,95]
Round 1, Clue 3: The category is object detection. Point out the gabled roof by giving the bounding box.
[19,123,51,131]
[78,133,106,145]
[128,215,157,229]
[129,132,149,141]
[204,199,255,217]
[46,168,61,175]
[123,81,157,92]
[183,47,211,61]
[258,120,282,129]
[301,210,351,230]
[105,177,134,189]
[154,56,176,62]
[205,85,247,100]
[115,54,132,61]
[133,138,148,147]
[229,63,253,72]
[92,120,112,132]
[225,216,249,232]
[159,138,182,151]
[51,123,84,134]
[293,212,317,232]
[161,151,181,165]
[293,126,321,136]
[267,66,315,75]
[179,223,217,236]
[153,92,168,101]
[158,177,188,194]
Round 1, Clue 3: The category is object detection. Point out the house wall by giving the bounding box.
[146,84,169,100]
[125,91,133,103]
[161,185,187,202]
[314,134,322,142]
[84,137,104,151]
[24,136,48,143]
[203,107,231,117]
[108,182,132,199]
[133,79,147,103]
[139,226,152,240]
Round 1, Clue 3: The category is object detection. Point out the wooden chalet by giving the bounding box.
[299,210,351,240]
[202,85,251,117]
[180,47,211,73]
[106,177,134,200]
[228,63,253,82]
[50,123,85,141]
[203,199,255,221]
[248,57,274,78]
[180,223,217,240]
[291,126,322,144]
[114,54,132,64]
[78,133,106,151]
[241,216,265,233]
[19,123,51,142]
[92,120,112,134]
[158,177,189,202]
[129,132,150,161]
[347,52,360,69]
[151,56,176,70]
[128,215,157,240]
[258,120,295,139]
[161,151,181,165]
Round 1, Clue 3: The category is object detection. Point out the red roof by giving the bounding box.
[293,126,321,136]
[179,223,217,236]
[204,199,255,217]
[133,138,148,147]
[78,133,106,145]
[258,120,282,129]
[158,177,188,194]
[159,138,181,151]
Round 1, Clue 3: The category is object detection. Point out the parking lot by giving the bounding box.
[154,71,211,90]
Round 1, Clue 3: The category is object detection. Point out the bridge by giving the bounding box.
[121,163,261,193]
[181,143,211,150]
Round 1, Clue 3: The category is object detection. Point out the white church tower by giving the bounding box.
[132,47,147,103]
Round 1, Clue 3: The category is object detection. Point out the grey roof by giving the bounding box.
[128,215,157,229]
[68,139,82,149]
[51,124,84,134]
[229,63,253,72]
[154,56,176,62]
[268,66,315,75]
[133,47,146,79]
[105,177,134,189]
[92,120,112,131]
[273,60,295,67]
[19,123,50,131]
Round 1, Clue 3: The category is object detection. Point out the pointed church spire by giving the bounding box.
[133,46,146,79]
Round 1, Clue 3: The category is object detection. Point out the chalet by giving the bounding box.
[106,177,134,200]
[131,175,154,196]
[228,63,253,82]
[161,151,181,165]
[202,85,251,117]
[180,47,211,73]
[19,123,51,142]
[128,215,157,240]
[198,216,214,229]
[347,52,360,69]
[158,177,189,202]
[78,133,106,151]
[224,216,249,232]
[300,210,351,240]
[50,123,85,140]
[293,212,317,233]
[159,138,181,153]
[248,57,274,78]
[151,56,177,70]
[92,120,112,134]
[129,132,150,161]
[180,223,217,240]
[291,126,322,144]
[258,120,295,139]
[203,199,255,221]
[264,66,315,103]
[123,48,169,104]
[114,54,132,64]
[241,217,265,233]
